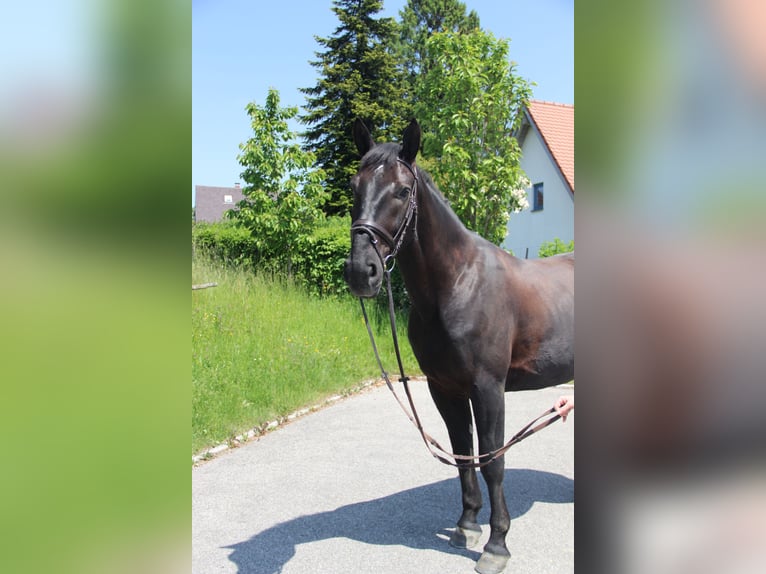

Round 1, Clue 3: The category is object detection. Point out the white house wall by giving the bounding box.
[502,128,574,258]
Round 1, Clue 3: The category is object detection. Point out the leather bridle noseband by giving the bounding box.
[350,158,419,271]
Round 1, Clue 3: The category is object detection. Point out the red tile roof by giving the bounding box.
[526,100,574,193]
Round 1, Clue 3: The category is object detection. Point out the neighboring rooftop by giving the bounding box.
[194,184,244,223]
[525,100,574,193]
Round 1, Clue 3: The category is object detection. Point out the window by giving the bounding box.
[223,194,233,204]
[532,182,544,211]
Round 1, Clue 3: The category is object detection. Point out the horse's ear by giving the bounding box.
[400,118,421,164]
[353,119,375,157]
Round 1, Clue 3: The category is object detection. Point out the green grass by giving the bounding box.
[192,254,419,455]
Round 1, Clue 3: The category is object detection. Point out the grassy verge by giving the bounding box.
[192,254,419,455]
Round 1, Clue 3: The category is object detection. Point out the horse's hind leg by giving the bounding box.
[471,378,511,574]
[428,380,483,549]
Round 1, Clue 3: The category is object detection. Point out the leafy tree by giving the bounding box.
[231,89,327,271]
[395,0,480,103]
[415,30,532,245]
[300,0,407,216]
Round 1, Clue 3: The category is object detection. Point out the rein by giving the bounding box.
[353,160,561,469]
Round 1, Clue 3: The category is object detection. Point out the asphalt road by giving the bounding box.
[192,380,574,574]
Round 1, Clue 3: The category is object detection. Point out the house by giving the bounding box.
[194,183,245,223]
[502,100,574,258]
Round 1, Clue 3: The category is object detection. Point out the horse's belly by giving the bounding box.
[506,367,572,391]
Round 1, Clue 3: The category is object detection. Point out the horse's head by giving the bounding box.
[344,119,421,298]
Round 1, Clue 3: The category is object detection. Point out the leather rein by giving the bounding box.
[351,159,561,469]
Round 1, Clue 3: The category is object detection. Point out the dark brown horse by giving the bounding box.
[344,119,574,574]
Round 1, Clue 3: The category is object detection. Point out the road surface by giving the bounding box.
[192,380,574,573]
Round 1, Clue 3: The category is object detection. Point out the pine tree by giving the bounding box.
[301,0,407,216]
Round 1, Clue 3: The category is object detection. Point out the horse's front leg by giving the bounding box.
[471,377,511,574]
[427,380,483,549]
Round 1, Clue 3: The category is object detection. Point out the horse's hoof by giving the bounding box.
[475,550,510,574]
[449,525,482,549]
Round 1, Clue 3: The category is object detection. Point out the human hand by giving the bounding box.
[554,395,574,422]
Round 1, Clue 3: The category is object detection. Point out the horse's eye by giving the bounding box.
[396,186,411,199]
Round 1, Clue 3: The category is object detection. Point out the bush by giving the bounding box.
[191,217,413,309]
[192,217,354,298]
[292,216,351,298]
[192,221,258,268]
[538,238,574,258]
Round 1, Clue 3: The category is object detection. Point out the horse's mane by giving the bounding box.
[416,168,447,203]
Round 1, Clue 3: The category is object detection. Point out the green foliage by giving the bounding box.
[232,89,327,269]
[192,221,258,268]
[538,238,574,258]
[292,217,352,298]
[415,30,532,245]
[193,217,356,300]
[300,0,408,216]
[395,0,480,108]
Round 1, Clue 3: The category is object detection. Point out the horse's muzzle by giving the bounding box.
[344,235,384,298]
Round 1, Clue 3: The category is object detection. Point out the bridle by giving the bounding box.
[350,158,560,469]
[350,158,419,272]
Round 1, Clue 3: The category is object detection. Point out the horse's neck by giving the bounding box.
[398,179,475,310]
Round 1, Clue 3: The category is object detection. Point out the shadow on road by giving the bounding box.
[225,468,573,574]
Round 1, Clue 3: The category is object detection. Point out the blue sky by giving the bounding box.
[192,0,573,202]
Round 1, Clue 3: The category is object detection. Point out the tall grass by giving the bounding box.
[192,254,419,455]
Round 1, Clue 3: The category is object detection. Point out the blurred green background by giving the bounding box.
[1,1,189,573]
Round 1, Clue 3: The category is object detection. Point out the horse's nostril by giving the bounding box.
[368,264,377,278]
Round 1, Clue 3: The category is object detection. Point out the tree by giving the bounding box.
[415,30,532,245]
[231,89,327,271]
[300,0,407,216]
[395,0,480,97]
